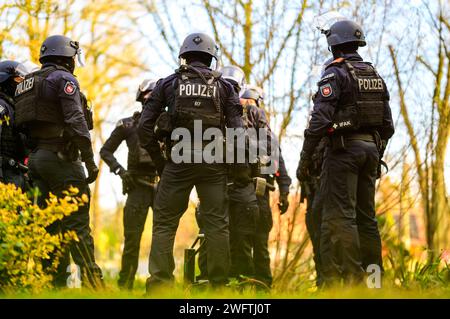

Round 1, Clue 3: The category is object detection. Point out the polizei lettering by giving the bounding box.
[358,77,383,91]
[15,77,34,96]
[179,83,217,98]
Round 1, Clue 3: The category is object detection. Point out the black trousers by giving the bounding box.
[197,183,273,287]
[228,183,259,281]
[253,191,274,286]
[147,162,229,287]
[118,183,154,290]
[28,149,102,288]
[304,179,323,286]
[319,140,382,284]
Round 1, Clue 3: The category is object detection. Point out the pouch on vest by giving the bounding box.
[14,66,64,127]
[174,65,222,133]
[331,61,386,133]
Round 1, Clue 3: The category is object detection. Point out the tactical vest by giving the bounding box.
[127,112,154,170]
[14,66,65,127]
[332,60,386,132]
[0,95,19,159]
[174,66,222,132]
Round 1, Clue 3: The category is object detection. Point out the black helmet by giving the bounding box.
[39,35,83,63]
[179,33,219,60]
[136,79,158,102]
[220,65,245,89]
[240,85,264,106]
[0,60,21,84]
[325,20,366,47]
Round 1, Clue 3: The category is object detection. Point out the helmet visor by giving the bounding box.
[313,11,347,34]
[139,80,152,92]
[76,47,86,67]
[221,66,245,89]
[211,55,220,71]
[16,61,40,78]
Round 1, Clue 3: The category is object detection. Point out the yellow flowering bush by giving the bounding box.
[0,183,87,293]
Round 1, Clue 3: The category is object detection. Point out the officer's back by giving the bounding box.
[138,33,243,292]
[14,35,102,288]
[298,20,395,285]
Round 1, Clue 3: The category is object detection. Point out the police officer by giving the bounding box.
[100,79,158,290]
[14,35,102,287]
[300,137,327,287]
[0,60,28,188]
[193,66,258,285]
[195,65,250,282]
[297,20,395,284]
[138,33,244,291]
[240,86,291,287]
[300,58,335,287]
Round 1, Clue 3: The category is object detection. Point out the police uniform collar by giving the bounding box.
[189,61,210,69]
[342,52,363,61]
[42,62,72,73]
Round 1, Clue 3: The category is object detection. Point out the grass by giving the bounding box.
[3,277,450,299]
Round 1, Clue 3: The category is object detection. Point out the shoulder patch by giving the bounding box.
[318,72,335,84]
[0,103,10,125]
[64,81,77,95]
[319,83,333,98]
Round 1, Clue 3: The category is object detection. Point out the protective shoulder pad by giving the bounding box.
[317,72,336,85]
[60,72,79,85]
[325,57,345,70]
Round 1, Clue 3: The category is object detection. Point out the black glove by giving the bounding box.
[278,192,289,215]
[118,168,137,193]
[85,158,99,184]
[232,165,252,187]
[296,157,311,182]
[149,151,166,177]
[154,159,166,177]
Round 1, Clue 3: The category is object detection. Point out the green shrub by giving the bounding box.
[0,183,85,293]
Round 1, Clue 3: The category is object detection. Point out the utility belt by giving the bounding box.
[129,173,157,184]
[36,142,65,153]
[330,132,378,151]
[35,138,82,162]
[346,133,375,142]
[227,176,275,197]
